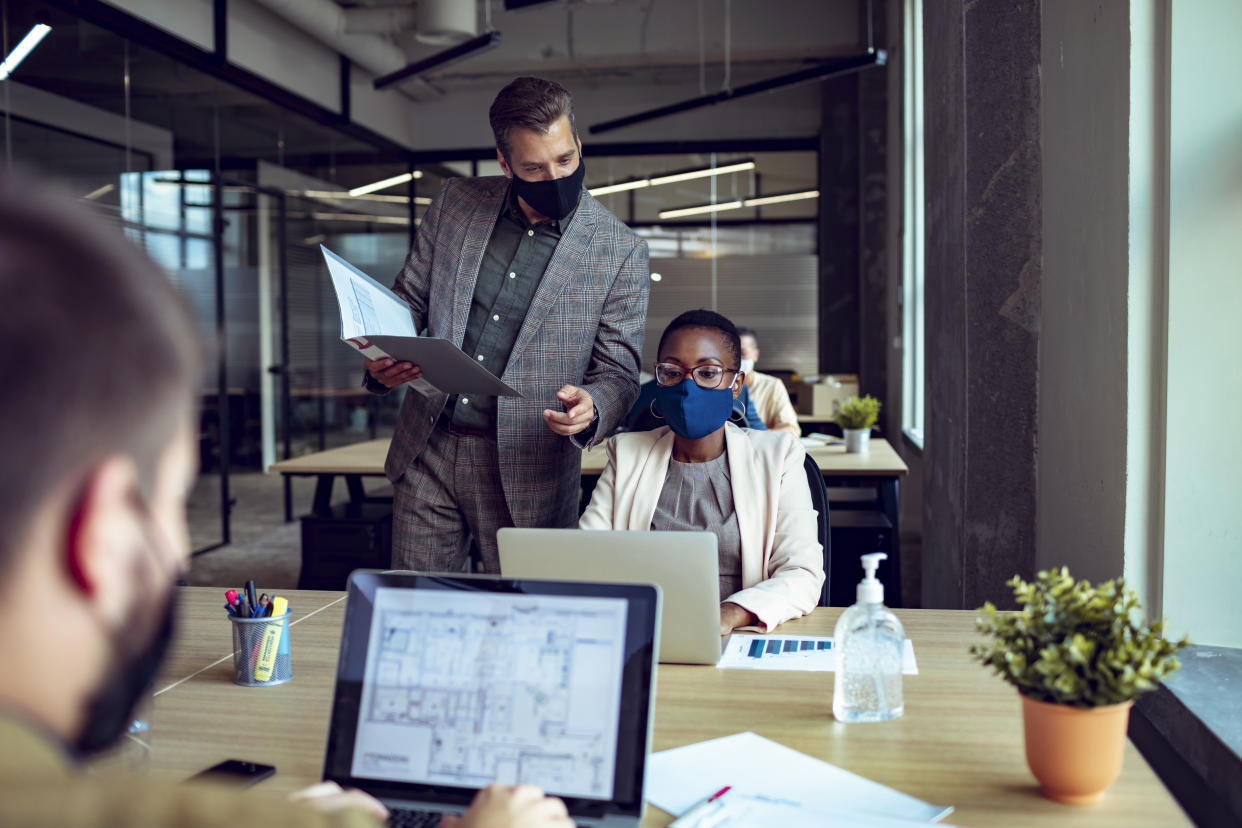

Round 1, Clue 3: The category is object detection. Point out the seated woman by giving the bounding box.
[580,309,824,635]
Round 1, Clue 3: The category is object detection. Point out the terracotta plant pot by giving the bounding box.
[1021,694,1134,804]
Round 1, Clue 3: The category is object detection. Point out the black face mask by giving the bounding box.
[511,160,586,221]
[72,491,180,759]
[73,591,176,757]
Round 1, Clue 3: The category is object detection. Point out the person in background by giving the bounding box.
[0,180,569,828]
[581,310,824,635]
[736,325,801,436]
[364,76,649,575]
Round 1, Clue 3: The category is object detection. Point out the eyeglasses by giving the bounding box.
[654,362,740,389]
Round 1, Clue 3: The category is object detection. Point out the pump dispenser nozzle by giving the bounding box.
[857,552,888,603]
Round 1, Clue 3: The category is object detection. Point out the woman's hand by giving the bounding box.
[720,601,759,635]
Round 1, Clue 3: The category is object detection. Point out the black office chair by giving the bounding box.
[803,452,832,606]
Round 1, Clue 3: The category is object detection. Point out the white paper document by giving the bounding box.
[320,246,521,398]
[717,634,918,673]
[647,732,953,824]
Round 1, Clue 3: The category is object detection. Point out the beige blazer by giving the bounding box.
[580,423,825,631]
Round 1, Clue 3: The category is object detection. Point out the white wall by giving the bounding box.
[1161,0,1242,647]
[1037,0,1132,583]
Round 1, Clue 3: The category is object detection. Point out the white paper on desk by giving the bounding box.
[321,246,520,398]
[648,732,952,823]
[689,793,961,828]
[718,634,918,674]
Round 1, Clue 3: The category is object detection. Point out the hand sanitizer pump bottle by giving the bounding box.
[832,552,905,723]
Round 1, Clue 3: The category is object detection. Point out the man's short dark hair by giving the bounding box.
[657,309,742,368]
[736,325,758,342]
[489,76,576,161]
[0,177,199,574]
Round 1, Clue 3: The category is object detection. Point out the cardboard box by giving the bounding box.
[792,374,859,417]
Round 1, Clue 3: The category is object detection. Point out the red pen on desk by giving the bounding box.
[668,786,732,827]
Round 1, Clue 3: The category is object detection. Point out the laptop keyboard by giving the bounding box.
[388,808,452,828]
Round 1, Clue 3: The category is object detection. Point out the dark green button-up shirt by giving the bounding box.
[448,185,576,430]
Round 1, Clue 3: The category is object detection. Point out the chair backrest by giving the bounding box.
[802,452,832,606]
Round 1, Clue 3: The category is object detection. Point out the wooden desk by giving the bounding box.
[143,588,1188,828]
[270,436,908,517]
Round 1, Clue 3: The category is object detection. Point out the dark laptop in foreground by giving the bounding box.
[322,571,662,827]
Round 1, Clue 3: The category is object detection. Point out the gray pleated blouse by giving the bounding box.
[649,450,743,600]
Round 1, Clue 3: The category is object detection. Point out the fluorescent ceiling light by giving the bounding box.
[0,24,52,81]
[298,189,431,206]
[348,171,423,197]
[588,179,650,197]
[658,200,744,220]
[82,183,115,201]
[649,161,755,187]
[743,190,819,207]
[649,272,663,282]
[302,234,327,246]
[588,160,755,197]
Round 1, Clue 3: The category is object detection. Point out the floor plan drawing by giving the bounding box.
[351,589,628,800]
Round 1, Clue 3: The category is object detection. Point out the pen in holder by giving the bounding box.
[229,612,292,687]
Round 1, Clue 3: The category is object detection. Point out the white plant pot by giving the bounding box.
[843,428,871,454]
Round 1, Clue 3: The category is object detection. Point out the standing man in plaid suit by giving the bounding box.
[363,77,650,574]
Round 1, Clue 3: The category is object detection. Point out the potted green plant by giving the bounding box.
[834,395,881,453]
[971,568,1187,804]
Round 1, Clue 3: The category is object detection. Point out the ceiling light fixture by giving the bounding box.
[0,23,52,81]
[347,171,423,197]
[374,30,503,90]
[82,183,115,200]
[743,189,819,207]
[588,179,650,197]
[648,161,755,186]
[658,200,744,220]
[587,160,755,197]
[658,189,819,220]
[298,189,431,206]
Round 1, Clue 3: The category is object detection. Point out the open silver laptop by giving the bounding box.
[498,528,722,665]
[322,571,661,827]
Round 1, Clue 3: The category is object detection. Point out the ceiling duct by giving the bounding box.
[343,7,418,35]
[416,0,478,45]
[252,0,407,78]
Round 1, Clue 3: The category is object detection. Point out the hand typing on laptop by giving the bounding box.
[441,785,573,828]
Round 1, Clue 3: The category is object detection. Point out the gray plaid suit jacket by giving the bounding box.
[384,175,650,529]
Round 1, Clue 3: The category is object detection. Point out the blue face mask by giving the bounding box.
[654,378,735,440]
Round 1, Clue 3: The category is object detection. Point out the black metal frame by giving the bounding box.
[373,31,502,90]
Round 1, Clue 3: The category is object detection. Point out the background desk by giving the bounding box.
[136,588,1188,828]
[270,436,908,521]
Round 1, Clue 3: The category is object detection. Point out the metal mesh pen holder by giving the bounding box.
[229,612,292,687]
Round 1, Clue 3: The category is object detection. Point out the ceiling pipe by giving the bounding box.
[343,7,419,36]
[251,0,408,79]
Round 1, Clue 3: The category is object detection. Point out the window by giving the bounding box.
[901,0,926,449]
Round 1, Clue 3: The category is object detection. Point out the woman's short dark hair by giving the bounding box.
[489,76,576,161]
[657,309,742,368]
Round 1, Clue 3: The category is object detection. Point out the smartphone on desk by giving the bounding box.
[189,759,276,788]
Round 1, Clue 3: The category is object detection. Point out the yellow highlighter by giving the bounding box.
[253,596,288,682]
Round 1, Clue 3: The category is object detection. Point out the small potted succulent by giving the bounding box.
[971,568,1187,805]
[834,395,881,453]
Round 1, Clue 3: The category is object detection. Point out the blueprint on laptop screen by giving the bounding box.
[351,588,629,800]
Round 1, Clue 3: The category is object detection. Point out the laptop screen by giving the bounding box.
[323,573,659,819]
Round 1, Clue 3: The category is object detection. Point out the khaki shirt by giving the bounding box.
[747,371,800,435]
[0,712,379,828]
